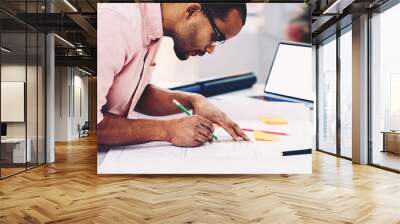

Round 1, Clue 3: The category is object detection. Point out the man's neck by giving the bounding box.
[160,3,175,37]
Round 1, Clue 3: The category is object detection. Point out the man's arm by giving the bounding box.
[97,112,214,147]
[135,84,200,116]
[135,84,250,141]
[98,113,167,146]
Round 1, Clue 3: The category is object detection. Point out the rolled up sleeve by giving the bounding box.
[97,8,136,124]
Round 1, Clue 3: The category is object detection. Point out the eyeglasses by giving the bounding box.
[202,5,226,45]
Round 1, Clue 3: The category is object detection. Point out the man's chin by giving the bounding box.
[174,47,189,61]
[175,52,189,61]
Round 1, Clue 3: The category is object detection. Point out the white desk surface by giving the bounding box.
[98,84,314,174]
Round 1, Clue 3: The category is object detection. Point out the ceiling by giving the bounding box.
[0,0,115,73]
[310,0,390,43]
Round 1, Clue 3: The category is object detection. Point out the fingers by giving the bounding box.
[220,123,240,141]
[191,114,249,143]
[193,116,213,145]
[216,116,250,141]
[196,116,214,132]
[214,115,240,141]
[231,122,250,141]
[194,133,209,144]
[196,124,213,140]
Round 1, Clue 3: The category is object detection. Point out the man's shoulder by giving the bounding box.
[97,3,141,24]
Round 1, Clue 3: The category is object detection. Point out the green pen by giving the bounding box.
[173,99,218,141]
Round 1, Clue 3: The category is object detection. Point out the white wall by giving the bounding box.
[54,67,89,141]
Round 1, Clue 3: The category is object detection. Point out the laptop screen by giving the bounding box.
[264,43,313,102]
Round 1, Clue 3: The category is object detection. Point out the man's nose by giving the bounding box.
[206,45,215,54]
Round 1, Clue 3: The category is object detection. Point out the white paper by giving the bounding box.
[98,120,312,174]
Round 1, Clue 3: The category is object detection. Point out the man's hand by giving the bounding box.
[166,115,215,147]
[191,95,250,141]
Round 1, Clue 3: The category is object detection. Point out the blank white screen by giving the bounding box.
[265,44,313,101]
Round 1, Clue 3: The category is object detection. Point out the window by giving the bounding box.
[317,36,337,154]
[370,2,400,171]
[316,24,353,159]
[339,28,352,158]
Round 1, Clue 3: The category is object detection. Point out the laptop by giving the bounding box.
[252,42,314,107]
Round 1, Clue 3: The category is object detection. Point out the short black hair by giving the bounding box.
[200,3,247,26]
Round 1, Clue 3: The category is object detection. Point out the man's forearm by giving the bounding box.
[135,84,204,116]
[98,112,169,146]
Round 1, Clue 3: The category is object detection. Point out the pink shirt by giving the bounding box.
[97,3,163,124]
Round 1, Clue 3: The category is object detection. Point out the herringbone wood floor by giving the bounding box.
[1,134,400,224]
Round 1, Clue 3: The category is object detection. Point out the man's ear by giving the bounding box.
[185,3,201,19]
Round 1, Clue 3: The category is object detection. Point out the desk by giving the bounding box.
[1,138,31,163]
[98,84,313,174]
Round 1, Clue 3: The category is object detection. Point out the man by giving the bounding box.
[98,3,249,147]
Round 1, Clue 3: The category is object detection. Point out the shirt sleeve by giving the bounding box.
[97,8,138,125]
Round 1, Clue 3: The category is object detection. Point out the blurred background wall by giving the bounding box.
[151,3,310,86]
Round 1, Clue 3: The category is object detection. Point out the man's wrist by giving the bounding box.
[189,93,205,108]
[160,120,172,142]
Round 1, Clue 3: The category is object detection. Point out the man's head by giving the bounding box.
[163,3,247,61]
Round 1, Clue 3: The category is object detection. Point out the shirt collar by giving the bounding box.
[138,3,163,46]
